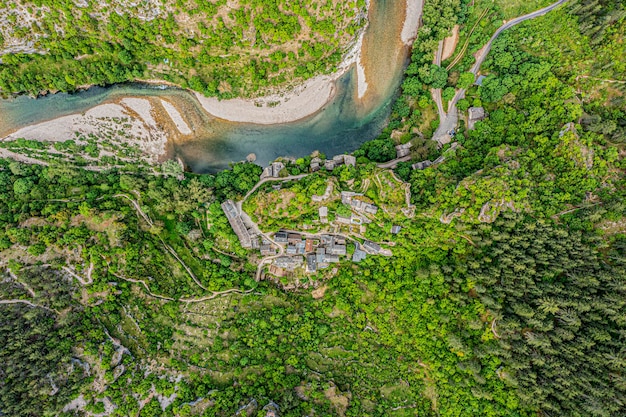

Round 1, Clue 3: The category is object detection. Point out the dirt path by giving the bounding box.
[575,75,626,84]
[112,194,264,300]
[446,8,491,71]
[114,194,154,226]
[0,148,49,166]
[110,272,176,301]
[179,288,256,303]
[114,193,208,291]
[387,170,416,214]
[62,263,94,285]
[237,174,308,279]
[256,254,283,281]
[441,25,460,61]
[431,40,446,122]
[239,174,310,206]
[491,319,500,339]
[111,270,256,303]
[6,267,37,297]
[0,299,59,314]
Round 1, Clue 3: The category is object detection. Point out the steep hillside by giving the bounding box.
[0,0,366,96]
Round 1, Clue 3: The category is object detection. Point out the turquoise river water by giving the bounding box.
[0,0,410,173]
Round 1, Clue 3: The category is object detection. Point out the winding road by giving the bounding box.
[467,0,570,77]
[239,174,309,208]
[62,264,94,285]
[432,0,569,145]
[432,40,446,122]
[237,174,311,275]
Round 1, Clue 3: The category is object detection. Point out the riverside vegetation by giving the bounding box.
[0,0,366,97]
[1,0,626,416]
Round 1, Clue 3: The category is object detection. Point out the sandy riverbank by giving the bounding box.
[0,0,425,166]
[2,103,129,141]
[194,73,340,125]
[402,0,423,45]
[1,100,168,162]
[160,99,192,135]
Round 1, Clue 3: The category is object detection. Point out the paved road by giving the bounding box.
[468,0,570,77]
[433,0,569,144]
[377,154,412,169]
[432,40,446,121]
[240,174,309,206]
[451,0,570,109]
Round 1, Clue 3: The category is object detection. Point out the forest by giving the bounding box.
[1,0,625,416]
[0,0,366,97]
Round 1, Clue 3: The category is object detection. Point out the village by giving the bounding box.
[221,153,399,279]
[216,102,488,281]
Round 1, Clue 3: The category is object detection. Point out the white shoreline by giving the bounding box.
[356,1,371,100]
[194,73,339,125]
[401,0,423,45]
[121,98,157,128]
[1,0,425,146]
[1,102,168,161]
[2,104,128,141]
[160,99,192,135]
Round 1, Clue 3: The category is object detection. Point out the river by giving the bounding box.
[0,0,412,173]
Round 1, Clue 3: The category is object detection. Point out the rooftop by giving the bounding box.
[352,246,367,262]
[363,240,382,253]
[220,200,253,248]
[468,106,486,121]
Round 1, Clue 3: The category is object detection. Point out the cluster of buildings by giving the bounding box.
[271,232,349,275]
[221,200,254,248]
[310,154,356,172]
[396,142,413,158]
[314,192,378,230]
[394,141,441,171]
[412,142,459,170]
[260,154,358,180]
[221,200,278,254]
[260,161,286,179]
[268,231,371,277]
[412,160,433,170]
[267,229,394,277]
[341,191,378,215]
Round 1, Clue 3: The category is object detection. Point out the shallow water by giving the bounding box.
[0,0,410,173]
[0,84,203,138]
[175,68,403,172]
